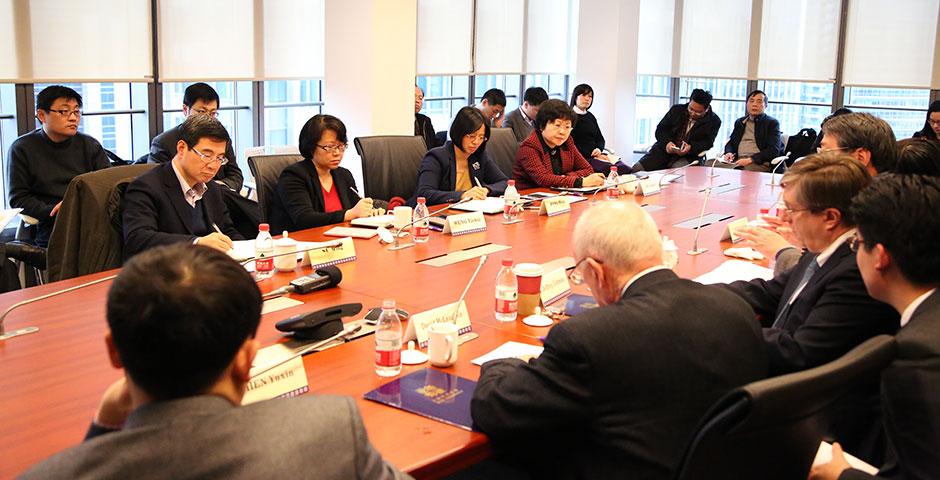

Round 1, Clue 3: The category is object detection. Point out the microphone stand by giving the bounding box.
[450,255,488,323]
[687,186,714,256]
[0,273,118,341]
[658,161,696,187]
[388,197,473,251]
[708,155,721,178]
[767,153,790,187]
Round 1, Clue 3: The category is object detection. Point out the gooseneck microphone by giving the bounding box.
[767,153,791,187]
[387,197,473,251]
[688,186,714,256]
[0,273,118,341]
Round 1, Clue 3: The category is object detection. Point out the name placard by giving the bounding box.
[243,352,309,405]
[540,267,571,306]
[637,178,662,196]
[721,217,749,243]
[442,211,487,236]
[404,300,472,348]
[303,237,357,269]
[539,196,571,216]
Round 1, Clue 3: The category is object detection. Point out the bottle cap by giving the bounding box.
[507,180,515,186]
[282,231,289,238]
[383,299,396,309]
[610,166,617,173]
[259,223,270,231]
[417,197,426,204]
[501,258,513,267]
[760,208,769,215]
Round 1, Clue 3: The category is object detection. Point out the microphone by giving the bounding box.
[0,273,118,341]
[262,265,343,300]
[590,176,641,204]
[658,161,696,186]
[707,155,721,178]
[687,186,714,256]
[767,153,790,187]
[386,197,473,251]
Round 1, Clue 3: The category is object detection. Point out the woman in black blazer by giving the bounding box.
[269,114,384,232]
[413,106,508,205]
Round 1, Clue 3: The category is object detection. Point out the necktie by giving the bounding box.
[771,256,819,329]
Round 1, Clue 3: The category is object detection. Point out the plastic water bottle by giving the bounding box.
[494,258,518,322]
[413,197,430,243]
[605,165,621,200]
[255,223,274,280]
[374,299,403,377]
[503,180,520,221]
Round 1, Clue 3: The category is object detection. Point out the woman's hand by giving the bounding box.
[460,186,489,201]
[345,197,375,221]
[581,173,606,187]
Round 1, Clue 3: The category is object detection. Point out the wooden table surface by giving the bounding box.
[0,167,784,478]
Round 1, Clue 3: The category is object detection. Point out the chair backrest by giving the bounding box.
[354,135,427,201]
[247,153,304,223]
[674,334,896,480]
[487,127,520,178]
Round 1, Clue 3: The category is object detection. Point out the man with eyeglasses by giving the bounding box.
[720,89,784,172]
[123,115,243,259]
[633,88,721,172]
[722,152,898,464]
[6,85,110,247]
[471,202,767,478]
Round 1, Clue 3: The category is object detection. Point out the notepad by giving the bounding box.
[472,341,544,365]
[324,226,378,239]
[450,197,505,214]
[350,214,394,228]
[694,260,774,285]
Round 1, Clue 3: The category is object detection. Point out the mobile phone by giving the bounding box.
[364,307,410,323]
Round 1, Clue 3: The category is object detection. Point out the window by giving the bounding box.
[525,74,569,100]
[843,87,931,139]
[263,80,323,147]
[34,82,150,163]
[162,81,253,173]
[634,75,672,151]
[1,84,16,207]
[758,81,834,135]
[417,75,471,136]
[679,78,748,157]
[474,74,521,112]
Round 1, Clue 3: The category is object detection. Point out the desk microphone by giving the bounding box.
[386,197,473,251]
[707,155,721,178]
[767,153,790,187]
[0,273,118,341]
[262,265,343,300]
[688,186,714,256]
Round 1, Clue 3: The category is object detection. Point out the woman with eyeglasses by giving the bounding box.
[412,106,508,205]
[269,114,384,232]
[912,100,940,140]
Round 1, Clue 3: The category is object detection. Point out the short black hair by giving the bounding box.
[107,244,263,400]
[36,85,82,111]
[895,138,940,176]
[523,87,549,106]
[481,88,506,107]
[823,112,898,173]
[298,114,348,161]
[569,83,593,108]
[535,99,577,131]
[449,106,489,156]
[183,82,221,108]
[178,114,231,151]
[850,174,940,285]
[914,100,940,140]
[746,89,767,104]
[689,89,713,107]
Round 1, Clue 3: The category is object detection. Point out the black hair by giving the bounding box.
[449,106,489,156]
[569,84,594,109]
[298,114,348,161]
[107,244,263,400]
[183,83,221,108]
[823,112,898,173]
[746,89,767,104]
[535,99,577,131]
[850,174,940,285]
[689,89,713,107]
[178,114,231,150]
[895,138,940,176]
[523,87,549,106]
[36,85,82,111]
[481,88,506,107]
[913,100,940,140]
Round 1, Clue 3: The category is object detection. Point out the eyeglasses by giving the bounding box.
[548,122,574,132]
[568,257,601,285]
[316,143,348,154]
[191,108,219,118]
[687,106,707,117]
[780,204,812,216]
[189,147,229,165]
[464,134,487,143]
[46,108,82,118]
[928,119,940,126]
[848,234,867,253]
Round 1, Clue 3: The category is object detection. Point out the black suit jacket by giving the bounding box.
[147,125,244,192]
[727,243,899,375]
[122,162,243,260]
[412,141,508,205]
[723,113,784,165]
[654,104,722,157]
[471,269,768,479]
[268,161,360,233]
[415,113,439,150]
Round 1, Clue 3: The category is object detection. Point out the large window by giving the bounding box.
[34,82,150,163]
[634,75,672,152]
[526,74,568,100]
[843,87,931,139]
[1,84,16,207]
[417,75,471,136]
[759,81,834,135]
[263,80,323,147]
[474,74,521,112]
[679,77,748,157]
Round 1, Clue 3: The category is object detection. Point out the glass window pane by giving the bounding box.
[525,74,568,100]
[474,75,521,111]
[634,97,671,151]
[263,80,323,147]
[1,83,17,208]
[843,86,931,139]
[637,75,671,97]
[417,75,471,133]
[758,81,835,134]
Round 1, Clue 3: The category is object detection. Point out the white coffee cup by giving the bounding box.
[393,206,413,230]
[273,232,298,272]
[427,322,459,367]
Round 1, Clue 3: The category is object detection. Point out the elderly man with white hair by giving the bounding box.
[470,202,768,479]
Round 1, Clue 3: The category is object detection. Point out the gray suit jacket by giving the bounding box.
[502,108,534,143]
[21,395,411,480]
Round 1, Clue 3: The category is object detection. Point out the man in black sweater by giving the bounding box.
[5,85,110,247]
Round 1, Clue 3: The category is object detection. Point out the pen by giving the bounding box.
[349,186,360,197]
[212,223,223,235]
[474,177,484,189]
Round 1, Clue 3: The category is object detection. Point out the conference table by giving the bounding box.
[0,167,784,478]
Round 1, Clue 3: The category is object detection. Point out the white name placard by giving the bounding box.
[721,217,749,243]
[404,300,472,348]
[443,211,488,236]
[540,267,571,306]
[243,350,309,405]
[636,178,662,196]
[539,196,571,216]
[303,237,357,269]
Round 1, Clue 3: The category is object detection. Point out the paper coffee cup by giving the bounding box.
[513,263,544,316]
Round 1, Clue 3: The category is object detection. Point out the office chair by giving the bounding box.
[246,153,304,223]
[486,128,520,178]
[354,135,427,201]
[673,334,896,480]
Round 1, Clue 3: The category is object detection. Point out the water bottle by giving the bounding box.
[255,223,274,280]
[374,299,403,377]
[605,165,621,200]
[413,197,430,243]
[494,258,518,322]
[503,180,520,221]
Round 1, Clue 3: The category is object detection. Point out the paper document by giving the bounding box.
[644,173,682,185]
[694,260,774,285]
[261,297,304,315]
[813,441,878,474]
[350,214,394,228]
[472,341,544,366]
[450,197,505,214]
[324,226,378,239]
[228,240,255,262]
[1,208,23,230]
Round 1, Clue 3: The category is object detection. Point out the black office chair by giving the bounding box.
[673,334,896,480]
[354,135,427,201]
[486,127,520,178]
[246,153,304,223]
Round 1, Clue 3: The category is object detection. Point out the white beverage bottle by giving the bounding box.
[494,258,518,322]
[254,223,275,280]
[605,166,621,200]
[503,180,520,221]
[413,197,430,243]
[374,299,403,377]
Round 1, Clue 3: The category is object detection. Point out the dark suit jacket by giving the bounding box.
[841,290,940,480]
[148,125,244,192]
[512,131,594,189]
[471,269,768,479]
[503,107,534,142]
[21,395,410,480]
[638,104,722,170]
[723,113,784,165]
[415,113,439,150]
[268,161,360,232]
[122,162,243,260]
[413,141,508,205]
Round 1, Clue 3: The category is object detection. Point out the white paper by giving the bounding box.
[227,240,256,262]
[472,341,544,366]
[643,173,682,185]
[723,247,766,261]
[694,260,774,285]
[813,441,878,475]
[324,226,377,239]
[261,297,304,315]
[450,197,505,214]
[350,214,394,228]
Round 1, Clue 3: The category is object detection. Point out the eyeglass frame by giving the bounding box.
[568,257,602,285]
[189,146,229,166]
[190,108,219,118]
[848,233,868,253]
[44,108,82,118]
[316,143,349,154]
